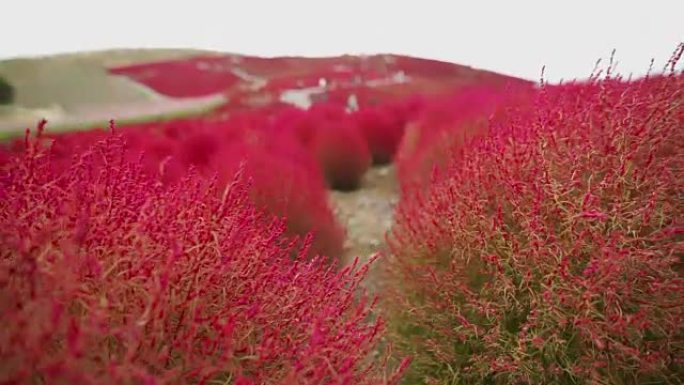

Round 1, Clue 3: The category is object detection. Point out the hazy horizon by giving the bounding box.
[2,0,682,82]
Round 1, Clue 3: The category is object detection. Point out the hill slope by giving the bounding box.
[0,49,528,137]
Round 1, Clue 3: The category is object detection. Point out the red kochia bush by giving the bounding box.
[394,85,533,188]
[109,55,241,97]
[0,131,408,384]
[153,118,345,259]
[311,116,372,191]
[272,103,372,191]
[353,106,406,164]
[272,107,318,146]
[213,128,345,259]
[5,114,346,260]
[384,52,684,384]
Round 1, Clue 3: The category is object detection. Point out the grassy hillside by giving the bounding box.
[0,49,227,137]
[0,57,162,110]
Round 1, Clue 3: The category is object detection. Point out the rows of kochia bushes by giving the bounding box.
[384,58,684,383]
[0,99,418,260]
[1,48,682,384]
[0,130,410,384]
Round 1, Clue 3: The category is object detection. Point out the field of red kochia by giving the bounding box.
[110,56,243,97]
[0,129,409,384]
[0,98,419,260]
[385,51,684,383]
[1,46,682,384]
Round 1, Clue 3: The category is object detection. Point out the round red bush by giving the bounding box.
[272,107,317,146]
[394,85,532,188]
[354,106,405,164]
[214,130,345,259]
[311,118,372,191]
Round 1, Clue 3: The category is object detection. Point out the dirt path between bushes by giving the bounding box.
[329,164,400,290]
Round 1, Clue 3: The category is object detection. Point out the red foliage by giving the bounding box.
[384,51,684,383]
[394,84,533,187]
[212,127,345,259]
[353,105,406,164]
[1,113,345,259]
[264,70,355,91]
[152,117,345,258]
[310,116,372,191]
[308,102,348,122]
[0,132,409,384]
[268,103,372,191]
[235,56,296,77]
[110,56,241,97]
[271,107,316,146]
[393,56,467,78]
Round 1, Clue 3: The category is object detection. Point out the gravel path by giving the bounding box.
[329,164,399,290]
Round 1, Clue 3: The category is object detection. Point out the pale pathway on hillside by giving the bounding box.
[329,164,399,291]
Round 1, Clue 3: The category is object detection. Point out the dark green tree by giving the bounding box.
[0,76,14,105]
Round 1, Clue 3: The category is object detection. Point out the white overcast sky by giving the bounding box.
[2,0,682,81]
